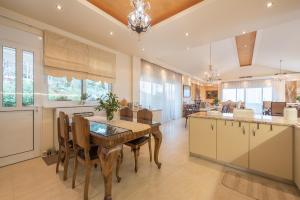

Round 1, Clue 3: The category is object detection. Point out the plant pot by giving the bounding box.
[106,110,114,121]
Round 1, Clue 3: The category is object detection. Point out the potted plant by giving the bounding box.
[213,97,219,106]
[95,92,120,121]
[297,96,300,103]
[80,93,89,105]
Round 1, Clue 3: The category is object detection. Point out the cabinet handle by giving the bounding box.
[211,124,214,131]
[252,129,256,136]
[242,126,245,135]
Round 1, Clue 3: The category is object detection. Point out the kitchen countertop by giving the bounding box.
[189,112,300,128]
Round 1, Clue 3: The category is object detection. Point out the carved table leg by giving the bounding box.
[152,128,162,169]
[98,145,122,200]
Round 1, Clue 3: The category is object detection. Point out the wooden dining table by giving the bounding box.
[85,116,162,200]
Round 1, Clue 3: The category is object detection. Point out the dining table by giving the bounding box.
[85,116,162,200]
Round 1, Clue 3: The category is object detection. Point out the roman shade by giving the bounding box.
[44,31,116,83]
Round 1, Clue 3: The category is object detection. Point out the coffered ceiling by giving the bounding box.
[0,0,300,80]
[88,0,202,26]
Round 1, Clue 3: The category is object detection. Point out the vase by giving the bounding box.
[106,110,114,121]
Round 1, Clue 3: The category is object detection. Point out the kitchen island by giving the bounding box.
[189,112,300,187]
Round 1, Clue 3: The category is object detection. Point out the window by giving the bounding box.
[2,47,16,107]
[22,51,34,106]
[222,89,236,102]
[86,80,111,101]
[263,87,272,101]
[222,81,274,114]
[47,77,111,101]
[236,88,244,102]
[48,76,82,101]
[245,88,263,114]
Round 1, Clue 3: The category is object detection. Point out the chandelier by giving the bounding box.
[204,43,220,83]
[274,60,287,81]
[128,0,151,34]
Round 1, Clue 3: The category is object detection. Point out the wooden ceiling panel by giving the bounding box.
[88,0,202,26]
[235,31,257,67]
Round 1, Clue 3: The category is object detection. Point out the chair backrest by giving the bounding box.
[73,112,94,118]
[137,109,152,124]
[72,115,91,151]
[271,102,286,116]
[119,107,133,121]
[58,112,70,145]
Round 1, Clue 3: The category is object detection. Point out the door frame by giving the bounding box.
[0,34,43,167]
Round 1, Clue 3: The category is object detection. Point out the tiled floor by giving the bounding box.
[0,118,298,200]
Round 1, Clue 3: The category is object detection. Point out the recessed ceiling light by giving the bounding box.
[267,2,273,8]
[38,36,43,40]
[185,32,189,37]
[109,31,114,36]
[186,47,190,51]
[242,31,246,34]
[141,48,145,51]
[56,4,63,10]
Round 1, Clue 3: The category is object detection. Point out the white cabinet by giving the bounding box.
[249,123,293,180]
[295,127,300,188]
[189,117,217,159]
[217,120,249,168]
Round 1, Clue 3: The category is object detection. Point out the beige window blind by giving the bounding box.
[44,31,116,83]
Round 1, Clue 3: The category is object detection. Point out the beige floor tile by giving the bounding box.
[0,118,298,200]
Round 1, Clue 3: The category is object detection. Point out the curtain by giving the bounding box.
[221,79,286,114]
[222,79,285,101]
[140,60,182,123]
[44,31,116,83]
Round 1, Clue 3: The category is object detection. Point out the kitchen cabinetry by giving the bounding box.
[217,120,249,168]
[189,118,217,159]
[249,123,293,180]
[295,127,300,188]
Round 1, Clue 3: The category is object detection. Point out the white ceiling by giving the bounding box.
[0,0,300,80]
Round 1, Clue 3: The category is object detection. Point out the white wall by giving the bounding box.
[113,52,132,102]
[132,56,141,103]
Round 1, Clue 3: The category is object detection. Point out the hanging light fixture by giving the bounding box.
[128,0,151,34]
[204,43,220,83]
[274,59,287,81]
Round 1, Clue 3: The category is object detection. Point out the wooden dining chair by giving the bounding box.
[119,106,133,121]
[56,111,73,181]
[125,109,152,173]
[72,115,122,200]
[271,102,286,116]
[71,115,101,200]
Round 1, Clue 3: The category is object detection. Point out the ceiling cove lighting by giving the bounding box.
[56,4,63,10]
[128,0,151,34]
[267,2,273,8]
[204,43,221,83]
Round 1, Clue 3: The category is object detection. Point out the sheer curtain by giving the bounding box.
[221,79,285,114]
[140,60,182,123]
